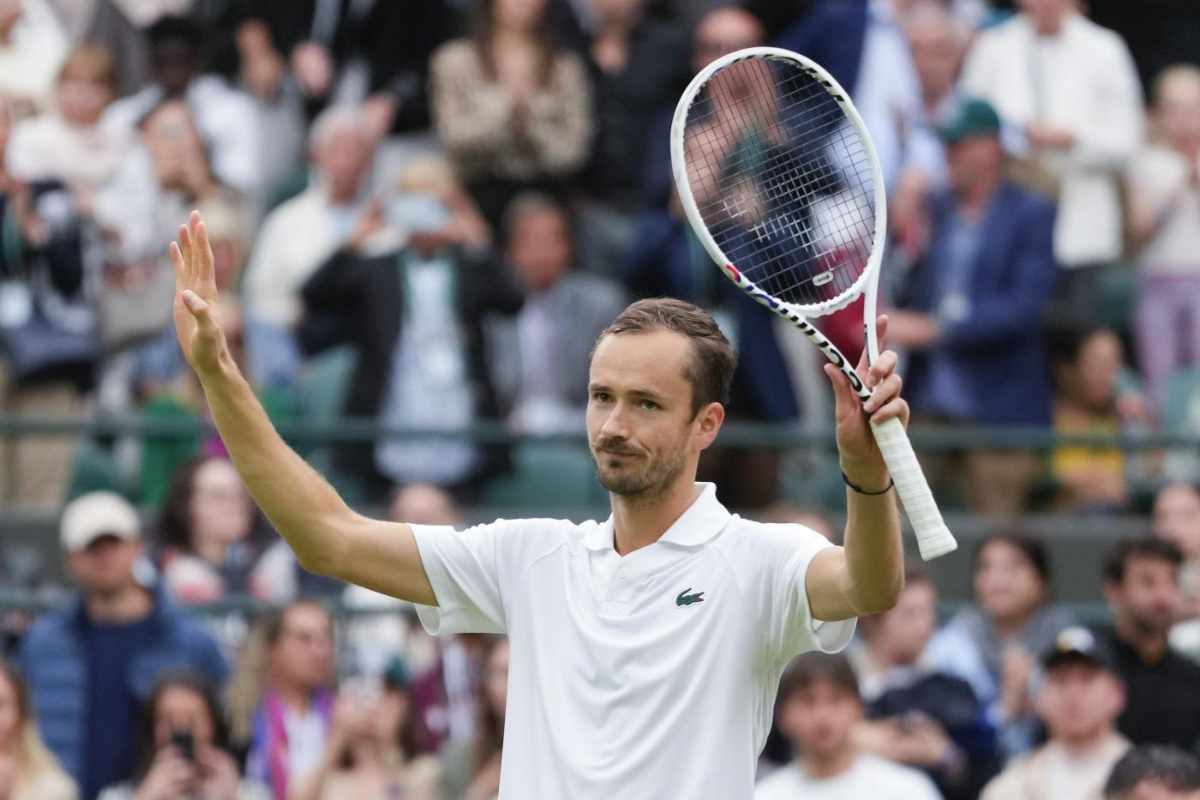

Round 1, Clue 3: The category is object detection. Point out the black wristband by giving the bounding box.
[842,470,894,495]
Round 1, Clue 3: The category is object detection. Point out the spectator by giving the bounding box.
[429,0,593,228]
[19,491,228,799]
[775,0,935,193]
[1104,746,1200,800]
[926,534,1072,758]
[0,175,95,512]
[576,0,688,274]
[155,456,269,605]
[0,0,68,117]
[891,1,971,261]
[640,5,765,206]
[97,672,268,800]
[1153,483,1200,620]
[103,16,264,199]
[242,104,377,388]
[980,626,1131,800]
[5,43,128,208]
[297,160,523,502]
[291,658,440,800]
[1100,538,1200,751]
[755,653,942,800]
[889,97,1058,515]
[244,601,336,800]
[1126,64,1200,412]
[853,567,999,800]
[488,193,626,433]
[440,636,508,800]
[0,659,76,799]
[1049,327,1149,512]
[960,0,1144,312]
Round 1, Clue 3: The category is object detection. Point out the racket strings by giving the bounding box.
[684,56,876,310]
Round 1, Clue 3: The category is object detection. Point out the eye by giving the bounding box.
[591,390,611,403]
[639,399,660,411]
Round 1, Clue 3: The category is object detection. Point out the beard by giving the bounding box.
[592,440,688,501]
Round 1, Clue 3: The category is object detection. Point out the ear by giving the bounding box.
[1108,674,1127,717]
[694,402,725,450]
[1102,579,1121,608]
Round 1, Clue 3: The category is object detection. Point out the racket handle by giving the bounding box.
[868,416,957,561]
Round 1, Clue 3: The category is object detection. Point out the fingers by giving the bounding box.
[864,373,902,414]
[169,241,186,281]
[867,350,898,390]
[182,290,211,321]
[857,314,892,380]
[823,363,856,416]
[869,397,910,427]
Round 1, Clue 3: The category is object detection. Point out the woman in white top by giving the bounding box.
[0,659,77,800]
[1126,64,1200,413]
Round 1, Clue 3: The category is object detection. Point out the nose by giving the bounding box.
[598,401,632,441]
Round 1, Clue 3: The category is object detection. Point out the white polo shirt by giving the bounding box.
[411,483,856,799]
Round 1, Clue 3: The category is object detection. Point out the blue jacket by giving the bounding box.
[898,182,1058,426]
[775,0,869,95]
[18,585,228,786]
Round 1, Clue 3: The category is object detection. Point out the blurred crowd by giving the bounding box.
[0,0,1199,797]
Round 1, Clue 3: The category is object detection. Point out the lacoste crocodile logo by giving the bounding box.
[676,587,705,607]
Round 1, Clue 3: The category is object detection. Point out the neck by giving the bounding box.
[992,609,1032,640]
[1115,615,1169,662]
[273,681,315,713]
[85,583,152,624]
[611,478,700,555]
[493,27,534,48]
[194,536,228,567]
[1031,12,1067,37]
[1058,728,1118,758]
[801,746,857,780]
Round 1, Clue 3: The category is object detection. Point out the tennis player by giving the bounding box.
[170,210,906,797]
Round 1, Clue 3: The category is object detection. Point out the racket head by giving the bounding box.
[671,47,888,358]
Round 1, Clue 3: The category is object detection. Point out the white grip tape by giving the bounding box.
[869,416,957,560]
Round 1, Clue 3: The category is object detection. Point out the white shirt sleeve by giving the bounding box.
[410,521,522,636]
[754,524,857,664]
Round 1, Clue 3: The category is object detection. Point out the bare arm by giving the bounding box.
[170,212,436,605]
[806,316,905,620]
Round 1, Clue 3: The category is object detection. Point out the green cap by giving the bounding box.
[383,656,412,690]
[937,96,1001,143]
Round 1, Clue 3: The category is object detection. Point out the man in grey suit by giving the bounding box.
[490,193,628,433]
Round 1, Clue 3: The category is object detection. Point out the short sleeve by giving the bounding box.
[755,525,857,663]
[411,521,516,636]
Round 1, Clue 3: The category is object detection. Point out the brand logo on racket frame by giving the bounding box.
[722,262,866,395]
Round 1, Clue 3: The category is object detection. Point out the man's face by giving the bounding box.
[947,135,1002,195]
[1107,557,1183,638]
[1036,661,1124,745]
[586,330,719,500]
[271,605,335,693]
[315,127,373,203]
[67,535,141,596]
[1125,781,1200,800]
[907,17,962,103]
[1154,485,1200,560]
[876,581,937,666]
[779,679,861,761]
[692,8,764,72]
[508,207,571,291]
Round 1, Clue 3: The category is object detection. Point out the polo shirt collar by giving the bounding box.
[585,483,732,552]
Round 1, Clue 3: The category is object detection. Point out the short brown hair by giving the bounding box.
[777,653,861,705]
[595,298,737,416]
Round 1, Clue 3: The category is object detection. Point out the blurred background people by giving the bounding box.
[1100,538,1200,752]
[430,0,592,229]
[290,658,439,800]
[981,626,1130,800]
[926,534,1071,758]
[243,601,336,800]
[1104,745,1200,800]
[440,636,508,800]
[19,491,226,799]
[756,653,942,800]
[0,659,76,799]
[97,672,267,800]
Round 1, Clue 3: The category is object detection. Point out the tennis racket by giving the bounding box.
[670,46,956,561]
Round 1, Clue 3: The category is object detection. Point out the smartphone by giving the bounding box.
[171,729,195,762]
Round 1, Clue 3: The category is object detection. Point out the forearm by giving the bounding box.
[197,354,354,576]
[840,465,904,614]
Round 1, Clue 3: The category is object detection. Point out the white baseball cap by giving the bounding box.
[60,491,141,553]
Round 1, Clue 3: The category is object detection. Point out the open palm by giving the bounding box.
[169,211,224,376]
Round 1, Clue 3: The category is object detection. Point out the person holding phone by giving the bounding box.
[97,672,268,800]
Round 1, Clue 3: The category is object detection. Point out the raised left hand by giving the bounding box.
[824,315,909,489]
